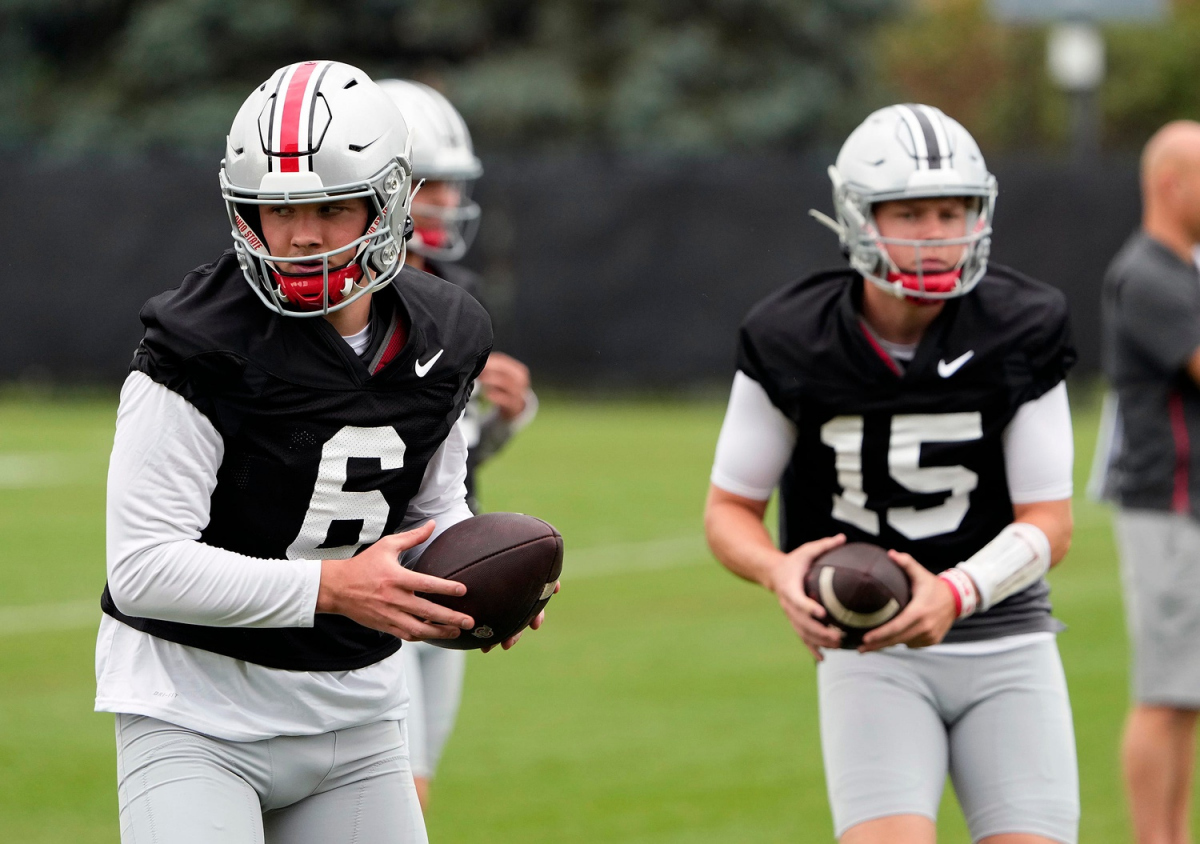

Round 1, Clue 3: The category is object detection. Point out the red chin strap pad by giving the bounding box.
[886,269,962,296]
[415,226,448,249]
[271,262,364,311]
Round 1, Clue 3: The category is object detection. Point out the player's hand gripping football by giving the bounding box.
[317,521,475,642]
[767,533,847,661]
[480,580,560,654]
[858,550,959,652]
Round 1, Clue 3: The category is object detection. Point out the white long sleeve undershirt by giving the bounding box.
[96,370,474,740]
[105,372,321,627]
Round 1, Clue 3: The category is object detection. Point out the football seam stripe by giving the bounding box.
[446,536,559,641]
[442,534,560,576]
[818,567,901,629]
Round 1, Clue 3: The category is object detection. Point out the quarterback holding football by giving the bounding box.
[95,61,542,843]
[705,105,1079,843]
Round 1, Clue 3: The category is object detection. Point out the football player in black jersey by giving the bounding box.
[380,79,538,520]
[379,78,538,812]
[95,61,546,844]
[704,105,1079,844]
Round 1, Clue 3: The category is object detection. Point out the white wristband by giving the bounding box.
[956,522,1052,612]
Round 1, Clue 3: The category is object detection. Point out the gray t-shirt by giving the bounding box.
[1102,230,1200,516]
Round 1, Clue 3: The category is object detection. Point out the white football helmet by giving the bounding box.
[377,79,482,262]
[220,61,414,317]
[811,104,998,300]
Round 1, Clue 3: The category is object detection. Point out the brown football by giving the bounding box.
[803,542,911,648]
[412,512,563,651]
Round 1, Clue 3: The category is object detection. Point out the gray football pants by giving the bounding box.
[818,639,1079,843]
[115,714,427,844]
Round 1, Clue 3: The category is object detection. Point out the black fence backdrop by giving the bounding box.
[1,152,1139,387]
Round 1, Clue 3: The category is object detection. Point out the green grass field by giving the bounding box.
[0,387,1155,842]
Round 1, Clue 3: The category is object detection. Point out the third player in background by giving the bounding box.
[379,78,539,812]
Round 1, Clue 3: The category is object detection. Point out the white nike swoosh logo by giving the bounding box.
[937,350,974,378]
[414,349,443,377]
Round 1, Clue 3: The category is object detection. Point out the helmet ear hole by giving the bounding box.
[237,204,266,242]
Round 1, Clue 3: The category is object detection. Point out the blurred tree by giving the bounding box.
[1105,0,1200,149]
[0,0,896,157]
[874,0,1200,153]
[442,0,897,152]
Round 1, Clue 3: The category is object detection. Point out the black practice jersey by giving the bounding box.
[427,259,483,304]
[101,250,492,670]
[738,267,1075,642]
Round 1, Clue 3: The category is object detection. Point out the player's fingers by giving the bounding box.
[483,353,529,383]
[528,610,546,630]
[398,569,467,597]
[795,533,847,563]
[807,621,843,649]
[792,619,841,652]
[778,581,827,621]
[381,521,436,552]
[395,618,462,642]
[476,368,505,388]
[503,630,524,649]
[859,619,912,648]
[796,590,829,621]
[478,366,525,394]
[486,392,524,416]
[782,603,841,648]
[483,379,524,405]
[480,378,522,407]
[800,628,842,652]
[391,591,473,629]
[886,550,928,585]
[859,607,918,651]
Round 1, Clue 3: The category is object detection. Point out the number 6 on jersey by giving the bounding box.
[287,426,407,560]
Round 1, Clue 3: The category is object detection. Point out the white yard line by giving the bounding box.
[0,598,100,636]
[0,453,74,488]
[0,535,713,636]
[563,535,710,580]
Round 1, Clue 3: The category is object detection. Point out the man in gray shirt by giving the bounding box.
[1103,119,1200,844]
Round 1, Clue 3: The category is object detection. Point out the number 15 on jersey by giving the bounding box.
[820,412,983,541]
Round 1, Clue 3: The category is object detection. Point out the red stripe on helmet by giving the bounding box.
[278,62,318,173]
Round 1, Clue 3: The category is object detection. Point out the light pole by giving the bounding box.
[989,0,1166,160]
[1046,20,1106,161]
